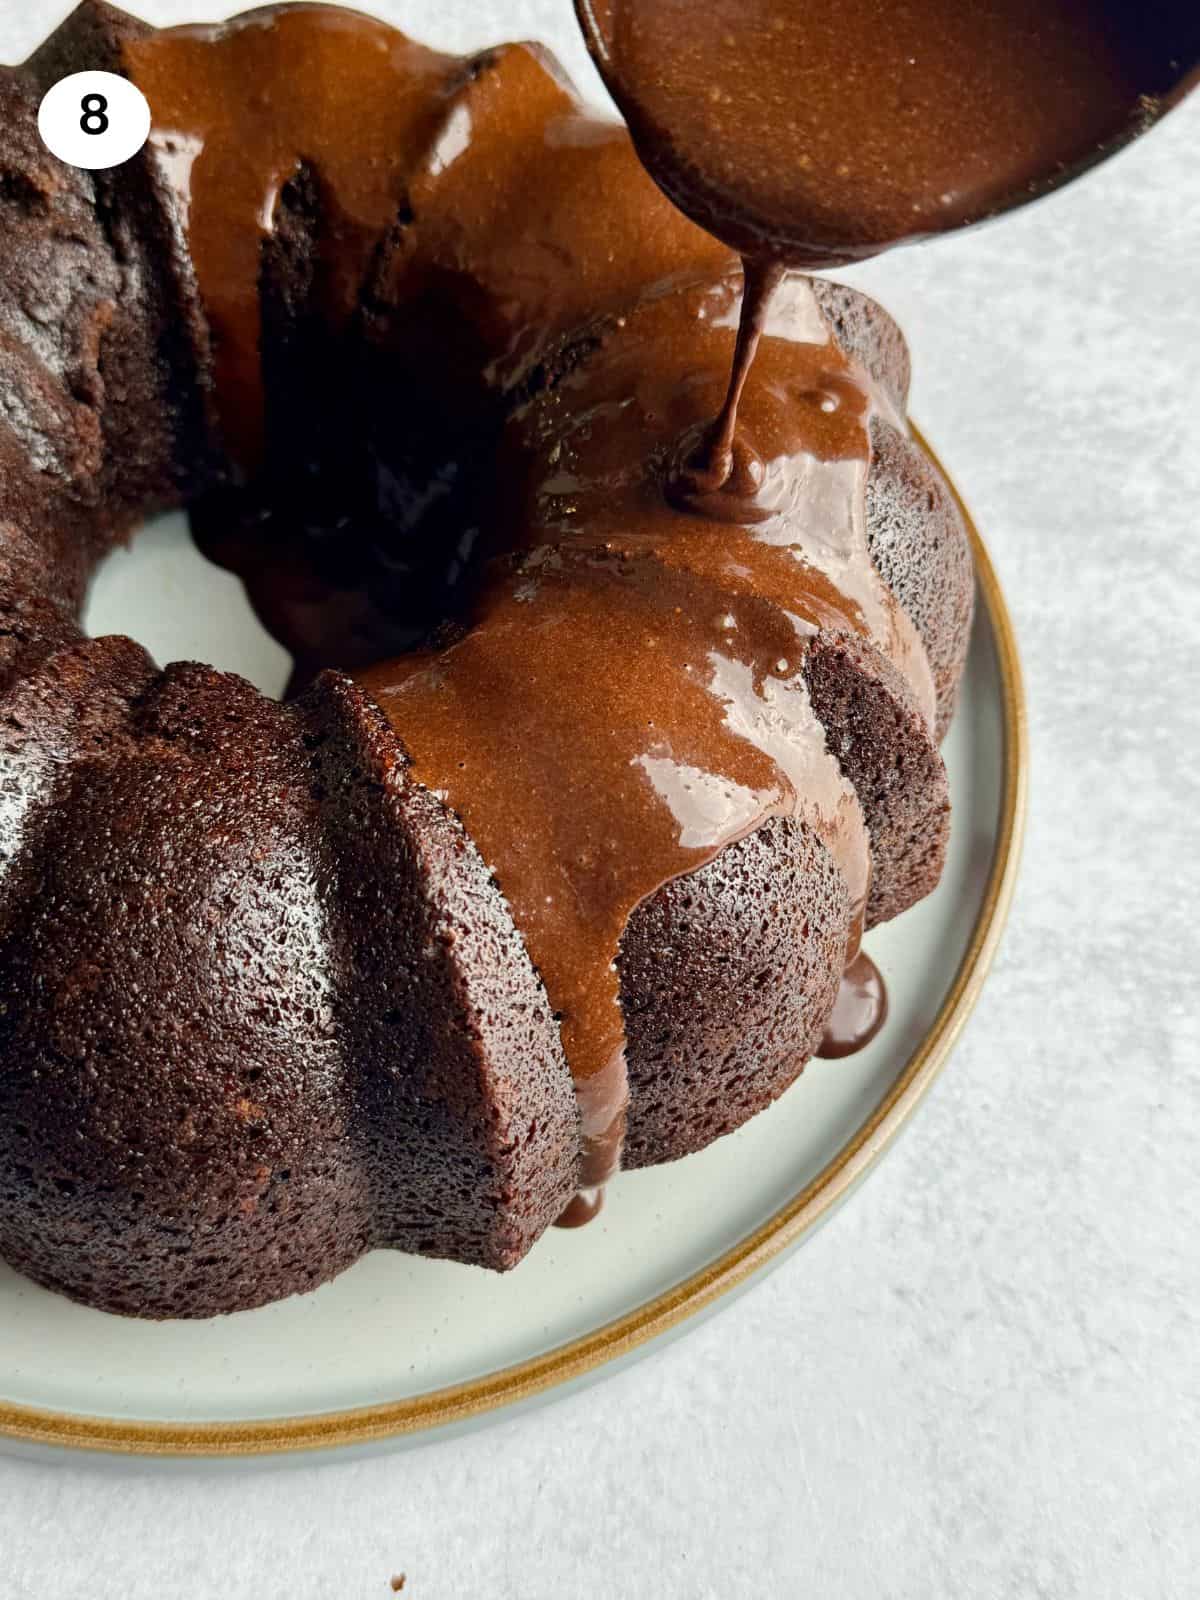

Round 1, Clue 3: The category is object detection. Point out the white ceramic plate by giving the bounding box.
[0,472,1025,1458]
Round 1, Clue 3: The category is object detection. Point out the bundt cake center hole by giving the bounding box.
[83,509,294,700]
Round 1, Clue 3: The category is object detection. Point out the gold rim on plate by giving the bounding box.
[0,458,1027,1457]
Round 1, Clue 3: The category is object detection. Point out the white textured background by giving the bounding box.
[2,3,1198,1596]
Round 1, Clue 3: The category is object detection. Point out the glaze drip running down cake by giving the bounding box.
[0,2,974,1318]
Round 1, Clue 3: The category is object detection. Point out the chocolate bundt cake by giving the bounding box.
[0,2,974,1318]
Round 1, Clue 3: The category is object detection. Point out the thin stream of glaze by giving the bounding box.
[670,257,785,506]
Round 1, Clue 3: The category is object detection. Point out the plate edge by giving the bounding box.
[0,436,1028,1458]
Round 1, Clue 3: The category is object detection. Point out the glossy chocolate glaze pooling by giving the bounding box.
[127,6,458,470]
[128,4,732,475]
[362,269,920,1185]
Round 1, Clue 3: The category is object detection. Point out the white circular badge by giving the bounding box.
[37,71,151,171]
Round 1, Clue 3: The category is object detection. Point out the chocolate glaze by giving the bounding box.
[126,6,459,471]
[361,270,930,1185]
[128,5,732,478]
[817,950,888,1060]
[124,5,942,1197]
[129,6,732,683]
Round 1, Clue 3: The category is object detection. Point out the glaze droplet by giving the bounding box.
[555,1187,606,1228]
[817,950,888,1059]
